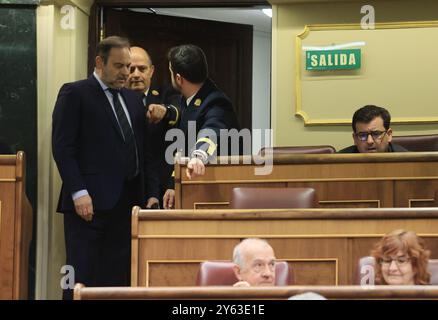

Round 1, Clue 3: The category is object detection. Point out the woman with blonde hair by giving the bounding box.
[371,229,430,285]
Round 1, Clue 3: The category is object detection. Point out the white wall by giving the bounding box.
[37,0,91,299]
[252,30,272,155]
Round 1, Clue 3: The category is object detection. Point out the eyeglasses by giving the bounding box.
[355,131,387,142]
[379,256,411,266]
[355,130,387,142]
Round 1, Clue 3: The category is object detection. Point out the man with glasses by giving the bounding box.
[232,238,276,287]
[338,105,408,153]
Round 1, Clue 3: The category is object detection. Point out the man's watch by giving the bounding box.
[163,105,172,121]
[191,149,208,164]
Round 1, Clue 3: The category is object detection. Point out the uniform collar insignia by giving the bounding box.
[194,98,202,107]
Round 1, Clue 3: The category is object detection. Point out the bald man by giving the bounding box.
[232,238,276,287]
[126,46,180,208]
[126,47,155,96]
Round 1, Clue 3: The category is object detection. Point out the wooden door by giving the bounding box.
[89,7,253,132]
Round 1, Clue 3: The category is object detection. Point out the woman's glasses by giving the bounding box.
[379,256,411,266]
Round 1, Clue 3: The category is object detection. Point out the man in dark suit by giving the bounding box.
[338,105,408,153]
[125,46,180,208]
[52,36,157,299]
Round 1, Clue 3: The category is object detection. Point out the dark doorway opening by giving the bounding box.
[88,6,254,132]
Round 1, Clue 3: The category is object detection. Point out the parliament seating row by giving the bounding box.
[73,284,438,300]
[175,152,438,209]
[130,207,438,287]
[393,134,438,152]
[229,187,318,209]
[258,134,438,155]
[164,258,438,287]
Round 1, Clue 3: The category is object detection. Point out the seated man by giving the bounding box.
[338,105,408,153]
[232,238,276,287]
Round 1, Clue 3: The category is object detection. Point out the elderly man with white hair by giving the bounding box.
[232,238,276,287]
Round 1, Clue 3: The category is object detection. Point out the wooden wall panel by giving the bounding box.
[287,181,393,208]
[0,153,32,299]
[0,184,16,299]
[131,208,438,286]
[289,261,337,285]
[268,238,346,283]
[75,285,438,300]
[137,239,238,287]
[176,153,438,209]
[394,180,438,207]
[147,262,200,286]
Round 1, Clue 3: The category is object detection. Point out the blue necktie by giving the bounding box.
[108,88,139,180]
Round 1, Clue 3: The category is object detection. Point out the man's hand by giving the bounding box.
[74,194,94,221]
[186,157,205,179]
[233,281,251,287]
[163,189,175,209]
[146,197,159,209]
[147,104,167,124]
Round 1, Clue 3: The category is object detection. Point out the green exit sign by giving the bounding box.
[306,49,361,71]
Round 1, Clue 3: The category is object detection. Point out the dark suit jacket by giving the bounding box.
[144,85,180,196]
[52,75,149,213]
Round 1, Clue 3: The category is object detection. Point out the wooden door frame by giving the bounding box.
[94,0,269,6]
[89,0,269,73]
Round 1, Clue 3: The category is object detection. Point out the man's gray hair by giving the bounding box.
[96,36,130,64]
[233,238,271,268]
[288,292,327,300]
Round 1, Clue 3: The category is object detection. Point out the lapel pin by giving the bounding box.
[194,98,202,107]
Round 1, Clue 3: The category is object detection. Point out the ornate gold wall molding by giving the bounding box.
[295,21,438,126]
